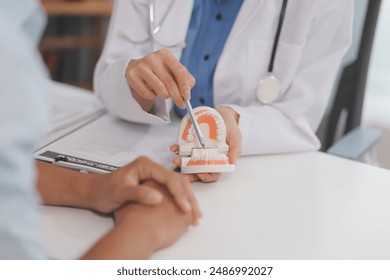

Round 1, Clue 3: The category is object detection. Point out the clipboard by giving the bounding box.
[35,81,180,173]
[35,113,180,173]
[36,151,119,174]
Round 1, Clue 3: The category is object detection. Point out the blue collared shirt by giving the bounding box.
[177,0,244,116]
[0,0,48,259]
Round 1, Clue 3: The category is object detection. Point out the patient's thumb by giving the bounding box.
[135,185,164,205]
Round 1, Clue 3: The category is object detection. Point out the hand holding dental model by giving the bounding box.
[177,106,236,174]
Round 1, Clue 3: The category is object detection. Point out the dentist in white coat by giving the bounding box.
[94,0,353,181]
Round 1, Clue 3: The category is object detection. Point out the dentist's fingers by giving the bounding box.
[138,66,169,99]
[216,106,242,164]
[149,49,193,107]
[126,49,195,109]
[170,144,179,153]
[227,133,242,164]
[152,63,184,108]
[127,74,157,101]
[162,51,193,101]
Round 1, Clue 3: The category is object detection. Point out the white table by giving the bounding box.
[40,81,390,259]
[41,151,390,259]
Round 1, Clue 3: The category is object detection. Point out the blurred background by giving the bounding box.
[39,0,390,169]
[363,0,390,169]
[40,0,113,90]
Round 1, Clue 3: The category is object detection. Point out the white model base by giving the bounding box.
[181,164,235,174]
[180,156,235,174]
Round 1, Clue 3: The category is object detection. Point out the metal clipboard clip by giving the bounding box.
[53,154,119,174]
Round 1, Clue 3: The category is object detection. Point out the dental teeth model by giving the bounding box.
[177,106,235,174]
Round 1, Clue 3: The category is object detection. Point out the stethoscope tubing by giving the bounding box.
[149,0,185,48]
[268,0,288,73]
[122,0,289,104]
[125,0,288,64]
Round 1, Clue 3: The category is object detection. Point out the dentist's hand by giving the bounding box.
[125,48,196,112]
[216,106,242,164]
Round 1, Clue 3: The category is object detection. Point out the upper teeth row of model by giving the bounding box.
[186,113,221,141]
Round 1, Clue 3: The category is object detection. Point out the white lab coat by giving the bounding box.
[94,0,353,155]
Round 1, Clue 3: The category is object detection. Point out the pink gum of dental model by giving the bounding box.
[177,106,235,174]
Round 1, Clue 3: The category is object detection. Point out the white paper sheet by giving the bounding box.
[36,81,106,150]
[35,113,181,169]
[47,81,104,134]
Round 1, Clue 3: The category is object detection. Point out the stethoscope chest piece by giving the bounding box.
[256,0,288,104]
[256,74,281,104]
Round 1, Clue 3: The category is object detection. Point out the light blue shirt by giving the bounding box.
[0,0,48,259]
[177,0,243,116]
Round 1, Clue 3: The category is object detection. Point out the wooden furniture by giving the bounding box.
[39,0,113,89]
[41,0,112,17]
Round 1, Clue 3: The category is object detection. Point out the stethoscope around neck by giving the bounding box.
[118,0,288,104]
[257,0,288,104]
[117,0,186,48]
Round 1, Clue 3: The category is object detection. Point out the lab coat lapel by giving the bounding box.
[223,0,264,51]
[153,0,194,47]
